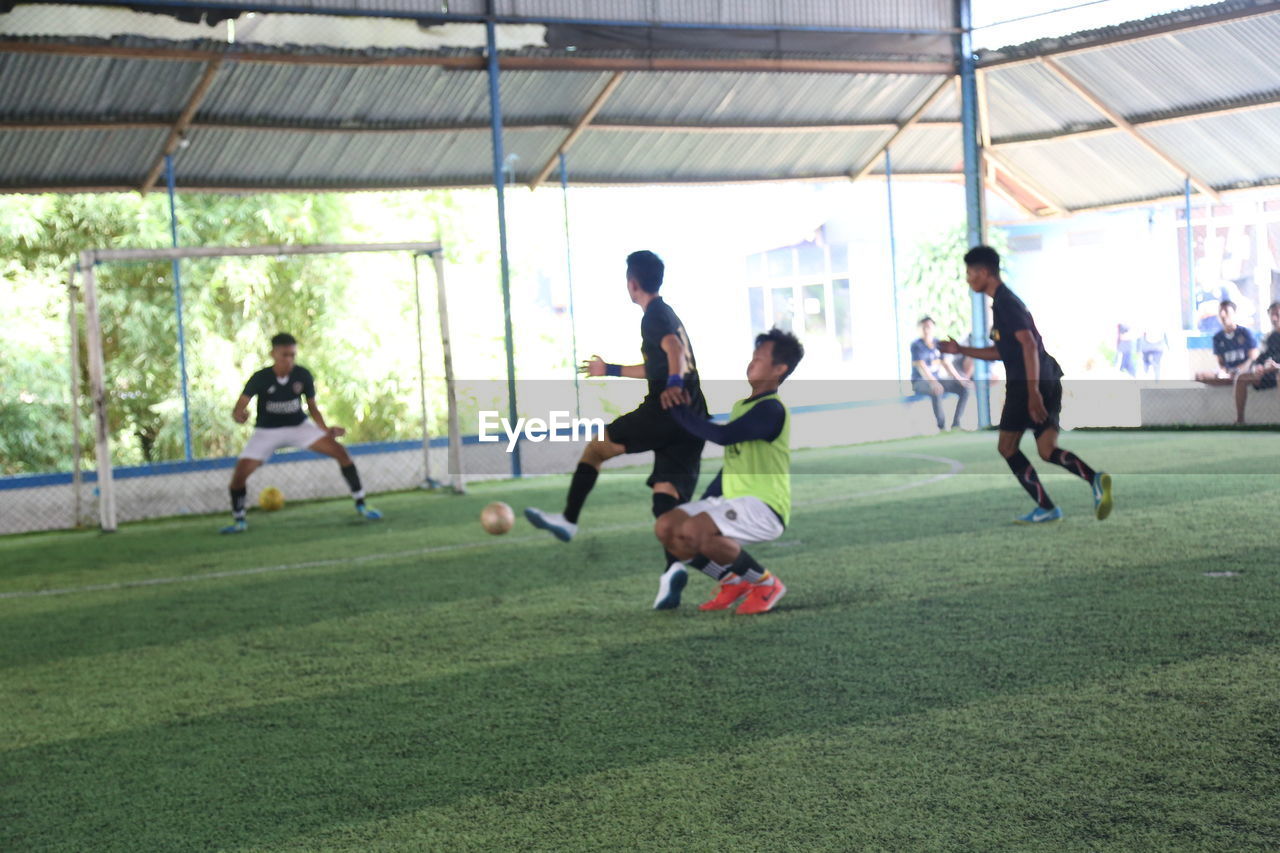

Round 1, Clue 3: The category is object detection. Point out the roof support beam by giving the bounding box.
[0,40,953,74]
[0,119,961,135]
[850,76,955,182]
[982,147,1069,213]
[529,72,623,190]
[1040,56,1221,201]
[139,59,222,194]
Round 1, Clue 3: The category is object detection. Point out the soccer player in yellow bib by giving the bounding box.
[653,328,804,614]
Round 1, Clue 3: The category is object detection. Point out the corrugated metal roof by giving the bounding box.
[0,52,204,120]
[175,126,564,187]
[870,124,963,174]
[1143,105,1280,188]
[1051,14,1280,122]
[2,0,1280,210]
[200,65,608,126]
[0,128,167,186]
[566,126,889,182]
[998,132,1187,209]
[88,0,955,31]
[983,61,1109,142]
[598,72,943,125]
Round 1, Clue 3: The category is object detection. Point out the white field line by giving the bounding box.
[0,452,964,601]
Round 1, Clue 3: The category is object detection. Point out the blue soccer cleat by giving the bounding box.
[220,520,248,534]
[1015,506,1063,524]
[653,563,688,610]
[524,506,577,542]
[1092,472,1113,521]
[357,503,383,521]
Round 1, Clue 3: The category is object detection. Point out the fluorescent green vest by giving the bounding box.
[722,391,791,525]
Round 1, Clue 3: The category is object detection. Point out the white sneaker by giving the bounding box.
[524,507,577,542]
[653,563,688,610]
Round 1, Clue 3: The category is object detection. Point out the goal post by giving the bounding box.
[74,241,464,532]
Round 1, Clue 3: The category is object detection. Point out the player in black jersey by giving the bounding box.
[524,251,709,607]
[940,246,1112,524]
[220,333,381,533]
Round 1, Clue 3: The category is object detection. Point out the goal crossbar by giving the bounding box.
[74,241,461,532]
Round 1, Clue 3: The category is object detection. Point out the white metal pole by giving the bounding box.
[432,251,465,494]
[68,266,83,527]
[80,256,116,532]
[413,254,438,489]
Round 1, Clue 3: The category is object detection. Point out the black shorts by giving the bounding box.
[999,376,1063,437]
[606,400,705,501]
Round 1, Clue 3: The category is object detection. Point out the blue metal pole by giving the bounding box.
[885,148,903,384]
[958,0,990,428]
[486,20,522,478]
[1184,176,1195,329]
[165,153,194,461]
[559,152,582,419]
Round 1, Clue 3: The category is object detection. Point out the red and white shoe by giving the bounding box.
[737,577,787,615]
[699,578,751,611]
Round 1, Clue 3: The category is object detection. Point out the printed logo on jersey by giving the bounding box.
[293,382,303,394]
[267,386,275,395]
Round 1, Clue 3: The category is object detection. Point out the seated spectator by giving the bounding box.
[1195,301,1257,386]
[910,316,972,431]
[1235,301,1280,425]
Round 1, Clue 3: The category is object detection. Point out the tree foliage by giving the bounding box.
[900,225,1010,343]
[0,192,430,472]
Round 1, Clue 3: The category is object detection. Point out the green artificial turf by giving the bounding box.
[2,430,1278,851]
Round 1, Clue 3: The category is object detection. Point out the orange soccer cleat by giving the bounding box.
[698,579,752,611]
[736,577,787,615]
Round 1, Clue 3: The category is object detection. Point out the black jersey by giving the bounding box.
[640,297,702,405]
[990,284,1061,380]
[242,366,316,428]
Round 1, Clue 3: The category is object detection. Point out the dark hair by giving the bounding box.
[1219,300,1236,312]
[756,328,805,381]
[963,245,1001,276]
[918,315,935,326]
[1269,302,1280,313]
[626,250,664,294]
[271,332,297,348]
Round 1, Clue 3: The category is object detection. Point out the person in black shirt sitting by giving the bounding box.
[940,246,1112,524]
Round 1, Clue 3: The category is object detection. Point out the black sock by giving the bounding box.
[563,462,599,524]
[692,554,732,581]
[1005,451,1054,510]
[652,494,684,571]
[230,487,247,520]
[340,463,364,502]
[728,549,768,584]
[1048,448,1097,483]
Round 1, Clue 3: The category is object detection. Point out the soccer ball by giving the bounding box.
[480,501,514,535]
[259,486,285,512]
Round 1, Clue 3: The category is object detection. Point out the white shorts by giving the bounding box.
[679,495,785,544]
[240,420,328,462]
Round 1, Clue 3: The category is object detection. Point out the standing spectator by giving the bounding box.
[1115,322,1139,377]
[1138,325,1169,380]
[910,316,972,431]
[1235,302,1280,424]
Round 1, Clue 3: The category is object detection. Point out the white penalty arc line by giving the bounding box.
[0,451,964,601]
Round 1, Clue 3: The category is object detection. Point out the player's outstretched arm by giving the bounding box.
[668,400,784,447]
[939,337,998,361]
[580,355,645,378]
[231,394,252,424]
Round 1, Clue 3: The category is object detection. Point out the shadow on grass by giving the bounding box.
[3,551,1277,850]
